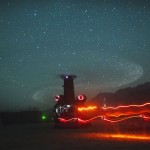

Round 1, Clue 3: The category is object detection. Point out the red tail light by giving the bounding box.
[54,95,60,102]
[77,94,87,103]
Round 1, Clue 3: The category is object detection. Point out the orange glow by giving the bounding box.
[92,133,150,141]
[59,118,79,123]
[101,102,150,122]
[109,134,150,140]
[102,102,150,110]
[58,115,145,124]
[103,115,141,123]
[78,106,97,111]
[58,116,102,123]
[77,103,150,118]
[101,102,150,118]
[141,114,150,121]
[59,102,150,124]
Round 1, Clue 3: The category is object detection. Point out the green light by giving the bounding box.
[41,115,47,120]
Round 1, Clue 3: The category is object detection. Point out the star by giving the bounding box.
[0,0,149,110]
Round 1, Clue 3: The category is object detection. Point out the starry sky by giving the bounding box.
[0,0,150,111]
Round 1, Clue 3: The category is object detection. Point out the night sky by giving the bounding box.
[0,0,150,111]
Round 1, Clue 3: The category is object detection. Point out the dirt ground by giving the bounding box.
[0,121,150,150]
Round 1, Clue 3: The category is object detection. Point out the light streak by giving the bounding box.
[78,106,97,111]
[101,102,150,118]
[95,133,150,141]
[140,114,150,121]
[100,102,150,122]
[58,116,103,123]
[77,102,150,120]
[58,115,143,124]
[59,118,79,123]
[59,102,150,124]
[103,115,141,123]
[102,102,150,110]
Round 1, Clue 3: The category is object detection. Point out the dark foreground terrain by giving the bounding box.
[0,121,150,150]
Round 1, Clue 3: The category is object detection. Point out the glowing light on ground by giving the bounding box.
[87,133,150,141]
[109,134,150,140]
[96,133,150,141]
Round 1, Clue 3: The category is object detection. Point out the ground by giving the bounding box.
[0,121,150,150]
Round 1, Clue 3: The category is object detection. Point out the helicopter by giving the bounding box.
[53,74,92,128]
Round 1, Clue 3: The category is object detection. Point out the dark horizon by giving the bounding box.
[1,81,150,112]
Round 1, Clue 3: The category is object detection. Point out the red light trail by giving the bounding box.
[102,102,150,110]
[58,114,150,124]
[102,115,142,123]
[140,114,150,121]
[101,102,150,117]
[59,102,150,124]
[58,102,150,142]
